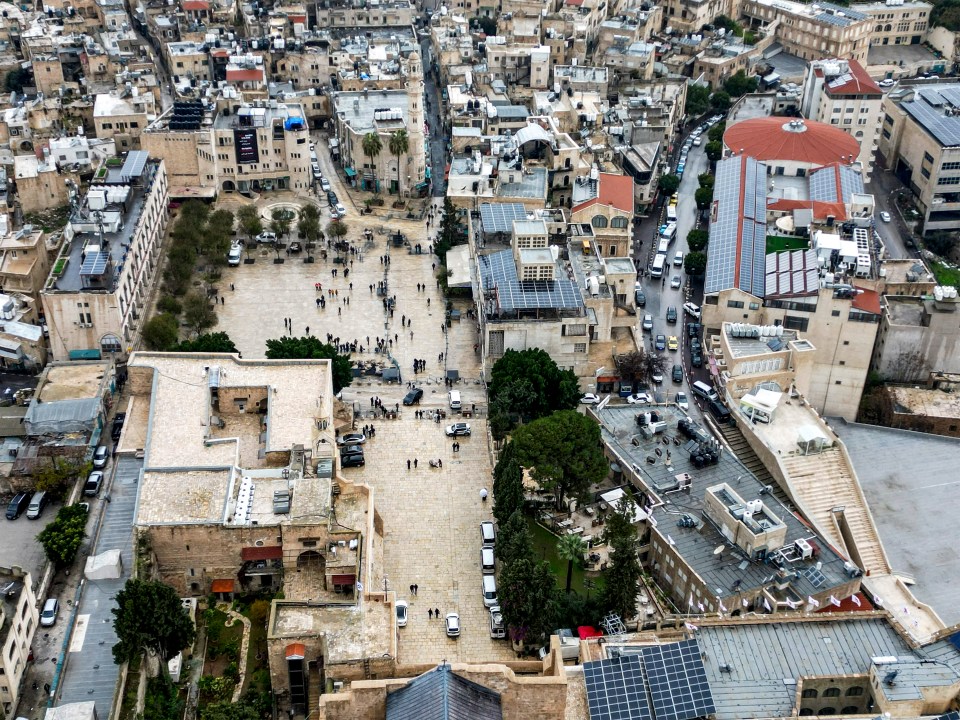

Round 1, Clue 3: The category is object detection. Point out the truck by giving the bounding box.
[489,606,505,639]
[538,628,580,661]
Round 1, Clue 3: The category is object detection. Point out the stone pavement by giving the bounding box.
[344,410,516,665]
[218,604,252,702]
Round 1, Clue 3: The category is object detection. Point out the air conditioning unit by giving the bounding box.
[332,681,344,692]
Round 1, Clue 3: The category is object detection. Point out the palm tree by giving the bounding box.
[361,132,383,193]
[388,129,409,196]
[556,533,587,595]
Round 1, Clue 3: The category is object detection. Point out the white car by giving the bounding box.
[330,208,343,220]
[878,78,896,88]
[627,392,652,405]
[445,612,461,638]
[255,231,277,244]
[670,275,682,289]
[652,370,664,384]
[683,302,701,319]
[693,137,703,147]
[396,599,408,627]
[642,314,654,331]
[320,178,331,192]
[335,202,347,215]
[580,393,601,405]
[675,391,689,411]
[880,211,891,223]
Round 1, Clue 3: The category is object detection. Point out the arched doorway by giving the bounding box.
[100,334,122,355]
[297,550,324,570]
[222,180,236,193]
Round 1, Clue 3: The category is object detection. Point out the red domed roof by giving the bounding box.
[723,118,860,167]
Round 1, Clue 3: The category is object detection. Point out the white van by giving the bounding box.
[480,521,496,548]
[650,254,667,278]
[666,205,678,222]
[448,390,461,411]
[228,245,242,266]
[657,238,670,255]
[661,223,677,242]
[482,575,498,607]
[674,250,684,267]
[692,380,718,402]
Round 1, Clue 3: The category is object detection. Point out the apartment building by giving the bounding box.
[570,172,634,257]
[0,225,51,314]
[852,0,931,46]
[872,289,960,381]
[660,0,730,34]
[308,0,416,29]
[165,40,212,82]
[739,0,872,64]
[878,83,960,235]
[0,570,38,719]
[800,59,883,176]
[41,152,168,359]
[93,91,153,152]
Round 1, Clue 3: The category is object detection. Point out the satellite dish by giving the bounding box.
[714,545,725,556]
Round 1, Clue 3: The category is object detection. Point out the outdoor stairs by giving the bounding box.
[715,422,793,510]
[780,448,891,576]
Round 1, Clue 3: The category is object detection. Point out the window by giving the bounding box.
[591,215,608,228]
[846,687,864,696]
[942,161,960,170]
[882,128,892,140]
[938,176,960,186]
[749,302,760,310]
[924,152,935,163]
[611,216,628,229]
[727,300,745,309]
[783,315,809,332]
[574,343,587,353]
[563,324,587,336]
[823,688,841,698]
[802,688,818,699]
[921,167,931,179]
[832,309,841,316]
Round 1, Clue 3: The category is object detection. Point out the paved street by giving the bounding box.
[865,168,921,260]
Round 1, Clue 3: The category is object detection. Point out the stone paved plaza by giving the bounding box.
[212,192,512,663]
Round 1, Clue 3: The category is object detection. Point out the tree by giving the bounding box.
[200,701,263,720]
[5,66,30,93]
[142,313,179,350]
[493,443,525,526]
[435,196,465,260]
[708,122,726,143]
[327,219,348,246]
[173,332,238,353]
[556,533,586,594]
[388,129,409,196]
[298,204,321,249]
[685,84,710,116]
[264,335,353,392]
[475,16,497,35]
[617,349,650,382]
[695,186,714,210]
[705,141,723,164]
[112,579,196,676]
[37,504,88,566]
[237,205,263,258]
[142,675,183,720]
[361,132,383,191]
[205,209,235,266]
[697,173,715,190]
[35,458,90,498]
[269,208,292,243]
[723,70,758,98]
[686,228,709,252]
[495,509,532,566]
[182,292,217,336]
[646,353,667,379]
[511,410,609,511]
[658,174,680,196]
[600,496,643,623]
[684,251,708,276]
[489,349,580,430]
[709,91,731,111]
[498,556,557,645]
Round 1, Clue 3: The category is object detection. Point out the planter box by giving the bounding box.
[274,258,285,264]
[244,259,256,264]
[304,257,315,263]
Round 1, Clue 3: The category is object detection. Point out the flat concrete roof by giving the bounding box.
[38,362,110,402]
[830,418,960,626]
[890,386,960,419]
[270,600,392,663]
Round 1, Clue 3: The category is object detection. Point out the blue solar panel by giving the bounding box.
[478,249,583,310]
[479,203,528,234]
[640,640,716,720]
[80,250,110,276]
[584,655,653,720]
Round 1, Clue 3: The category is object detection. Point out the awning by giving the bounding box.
[286,643,306,660]
[425,167,432,179]
[69,349,101,360]
[331,573,355,585]
[344,167,357,177]
[211,579,235,593]
[241,545,283,561]
[0,345,20,360]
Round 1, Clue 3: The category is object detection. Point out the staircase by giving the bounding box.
[715,422,793,510]
[780,448,891,576]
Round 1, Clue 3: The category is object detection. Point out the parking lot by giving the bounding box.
[1,497,57,579]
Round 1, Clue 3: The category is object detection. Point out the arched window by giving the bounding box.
[841,707,860,715]
[611,216,628,229]
[801,689,818,699]
[819,708,836,716]
[799,710,814,717]
[846,687,864,697]
[823,688,841,698]
[592,215,608,228]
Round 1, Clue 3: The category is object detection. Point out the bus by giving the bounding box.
[650,253,667,278]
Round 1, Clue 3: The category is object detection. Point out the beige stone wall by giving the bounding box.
[33,59,64,97]
[16,170,70,214]
[140,131,216,190]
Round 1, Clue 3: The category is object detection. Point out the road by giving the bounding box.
[421,39,448,197]
[865,169,921,260]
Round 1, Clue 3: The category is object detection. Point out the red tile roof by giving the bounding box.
[227,68,264,83]
[852,287,881,315]
[724,118,860,167]
[767,198,848,221]
[241,545,283,561]
[182,0,209,9]
[211,579,235,593]
[822,59,882,97]
[815,592,872,613]
[285,643,306,660]
[572,172,634,214]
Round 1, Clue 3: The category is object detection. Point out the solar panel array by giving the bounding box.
[119,150,149,182]
[640,640,716,720]
[838,164,864,201]
[586,641,716,720]
[584,655,653,720]
[80,250,110,276]
[705,156,767,298]
[765,248,819,298]
[803,565,827,588]
[903,85,960,147]
[478,249,583,310]
[809,166,839,203]
[479,202,528,234]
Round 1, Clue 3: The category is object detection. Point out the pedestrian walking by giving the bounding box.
[316,298,321,307]
[414,458,418,468]
[414,584,419,595]
[480,488,488,502]
[230,283,235,291]
[409,584,414,594]
[435,608,440,618]
[305,326,310,335]
[429,608,434,619]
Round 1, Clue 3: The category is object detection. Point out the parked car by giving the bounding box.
[329,207,343,220]
[5,492,29,520]
[111,413,126,442]
[672,364,683,383]
[93,445,109,469]
[880,211,891,223]
[445,612,461,637]
[341,453,365,468]
[320,178,331,192]
[642,314,654,331]
[667,336,679,351]
[683,302,701,319]
[255,231,277,244]
[675,391,689,410]
[83,471,103,496]
[40,598,59,627]
[687,322,702,338]
[691,350,703,368]
[651,370,664,384]
[445,422,471,437]
[655,334,666,351]
[340,444,364,457]
[402,387,424,405]
[666,307,678,324]
[580,393,601,405]
[878,78,896,88]
[693,137,703,146]
[626,392,652,405]
[334,202,347,216]
[337,433,366,445]
[228,244,242,266]
[670,275,682,289]
[326,191,338,204]
[396,599,408,627]
[634,287,646,307]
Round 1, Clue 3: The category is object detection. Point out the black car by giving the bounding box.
[691,350,703,368]
[402,387,424,405]
[340,444,364,457]
[341,453,365,468]
[634,289,646,307]
[111,412,126,441]
[327,191,338,205]
[707,399,733,424]
[5,492,29,520]
[672,364,683,383]
[690,337,702,352]
[666,307,678,324]
[687,322,701,338]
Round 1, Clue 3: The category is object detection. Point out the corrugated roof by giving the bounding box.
[852,287,881,314]
[386,665,502,720]
[724,118,860,167]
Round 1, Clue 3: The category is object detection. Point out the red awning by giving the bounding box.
[242,546,283,561]
[211,579,235,593]
[331,574,355,585]
[286,643,306,660]
[578,626,603,639]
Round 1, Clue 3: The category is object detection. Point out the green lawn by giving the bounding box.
[766,235,809,254]
[527,517,604,597]
[931,261,960,288]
